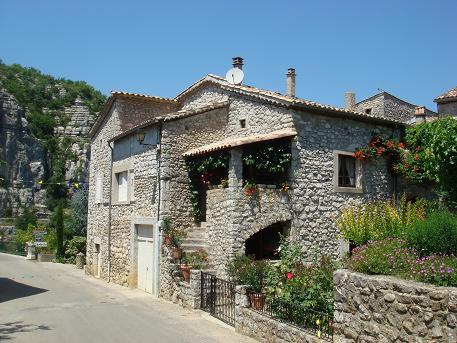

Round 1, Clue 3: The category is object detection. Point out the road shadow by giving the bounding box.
[0,278,48,303]
[0,321,51,340]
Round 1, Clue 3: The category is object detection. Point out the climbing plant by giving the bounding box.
[242,139,293,185]
[354,117,457,208]
[186,152,229,221]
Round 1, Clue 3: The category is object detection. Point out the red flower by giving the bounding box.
[404,163,410,169]
[376,146,385,155]
[286,272,295,280]
[414,154,420,161]
[399,142,405,149]
[413,167,418,172]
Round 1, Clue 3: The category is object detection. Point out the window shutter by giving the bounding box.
[95,175,103,203]
[130,170,135,201]
[118,171,128,202]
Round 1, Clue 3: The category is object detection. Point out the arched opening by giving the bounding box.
[245,221,290,260]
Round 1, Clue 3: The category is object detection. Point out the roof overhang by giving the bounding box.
[182,128,297,157]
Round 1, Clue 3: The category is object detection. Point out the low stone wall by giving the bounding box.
[159,255,202,309]
[334,269,457,343]
[235,286,327,343]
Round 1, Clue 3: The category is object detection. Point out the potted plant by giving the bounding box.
[220,178,229,188]
[243,180,258,196]
[180,249,208,282]
[160,217,173,246]
[170,227,186,260]
[227,254,268,310]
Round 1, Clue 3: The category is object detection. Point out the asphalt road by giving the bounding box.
[0,253,256,343]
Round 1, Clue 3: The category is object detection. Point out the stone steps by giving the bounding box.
[181,222,208,253]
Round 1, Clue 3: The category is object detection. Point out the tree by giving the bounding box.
[67,189,88,236]
[53,201,65,257]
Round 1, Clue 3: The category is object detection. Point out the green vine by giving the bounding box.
[186,152,229,221]
[242,139,292,186]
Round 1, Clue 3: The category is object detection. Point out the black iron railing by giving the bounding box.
[201,272,236,326]
[246,290,334,340]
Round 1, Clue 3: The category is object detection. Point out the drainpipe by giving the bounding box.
[155,121,164,297]
[107,141,114,283]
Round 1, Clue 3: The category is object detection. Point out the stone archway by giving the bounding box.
[245,221,291,260]
[234,211,292,257]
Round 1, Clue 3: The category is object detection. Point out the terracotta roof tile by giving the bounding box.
[183,128,297,157]
[435,87,457,102]
[111,90,177,103]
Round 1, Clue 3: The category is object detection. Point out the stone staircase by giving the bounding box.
[181,222,208,253]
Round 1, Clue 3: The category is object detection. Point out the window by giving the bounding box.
[130,170,135,201]
[333,151,363,193]
[117,171,128,202]
[239,119,246,128]
[95,175,103,203]
[365,108,372,114]
[338,155,356,187]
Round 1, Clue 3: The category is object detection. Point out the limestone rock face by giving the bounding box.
[0,90,94,217]
[0,90,46,216]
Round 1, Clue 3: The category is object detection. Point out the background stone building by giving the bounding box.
[86,59,404,295]
[435,86,457,117]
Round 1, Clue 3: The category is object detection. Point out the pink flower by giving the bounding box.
[286,272,295,280]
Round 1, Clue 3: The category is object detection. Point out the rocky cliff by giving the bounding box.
[0,61,105,217]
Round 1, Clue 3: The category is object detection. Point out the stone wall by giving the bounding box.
[291,111,397,260]
[235,285,327,343]
[438,101,457,117]
[333,269,457,343]
[160,254,202,309]
[86,97,174,281]
[355,92,436,124]
[206,187,292,277]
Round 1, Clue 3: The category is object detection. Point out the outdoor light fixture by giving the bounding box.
[136,131,154,146]
[136,131,146,144]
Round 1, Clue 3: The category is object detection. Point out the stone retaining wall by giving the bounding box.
[234,285,327,343]
[334,269,457,343]
[159,254,202,309]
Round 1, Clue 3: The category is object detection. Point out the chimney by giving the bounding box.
[345,92,356,111]
[415,106,426,123]
[232,57,244,70]
[287,68,296,98]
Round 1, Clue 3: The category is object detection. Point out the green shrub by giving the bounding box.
[405,210,457,256]
[181,249,208,270]
[346,238,415,276]
[227,254,269,292]
[15,207,37,231]
[63,236,86,264]
[337,195,426,245]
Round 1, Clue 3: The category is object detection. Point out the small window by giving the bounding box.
[117,171,128,202]
[95,175,103,203]
[338,155,356,187]
[365,108,372,114]
[239,119,246,128]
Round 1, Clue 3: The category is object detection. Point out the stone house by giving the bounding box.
[86,58,404,296]
[435,86,457,117]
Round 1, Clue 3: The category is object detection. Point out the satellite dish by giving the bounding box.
[225,68,244,85]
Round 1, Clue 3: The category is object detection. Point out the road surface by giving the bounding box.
[0,253,256,343]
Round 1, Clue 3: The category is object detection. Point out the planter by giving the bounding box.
[249,292,265,310]
[171,246,182,260]
[163,234,173,246]
[180,264,191,282]
[37,253,55,262]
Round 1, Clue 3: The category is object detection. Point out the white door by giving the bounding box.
[137,225,154,294]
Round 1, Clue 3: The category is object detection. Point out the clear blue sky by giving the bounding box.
[1,0,456,110]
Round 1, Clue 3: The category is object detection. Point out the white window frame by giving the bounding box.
[333,150,363,193]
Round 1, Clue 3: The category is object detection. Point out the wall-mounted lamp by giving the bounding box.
[136,131,154,146]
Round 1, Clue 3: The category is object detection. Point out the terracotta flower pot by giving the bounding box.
[172,246,182,260]
[249,292,265,310]
[164,235,173,246]
[180,264,191,282]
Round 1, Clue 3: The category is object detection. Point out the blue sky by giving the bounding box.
[1,0,456,110]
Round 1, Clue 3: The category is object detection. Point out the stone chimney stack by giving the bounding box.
[345,92,356,111]
[415,106,426,123]
[287,68,296,98]
[232,57,244,70]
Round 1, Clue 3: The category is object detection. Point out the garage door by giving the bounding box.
[137,225,154,294]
